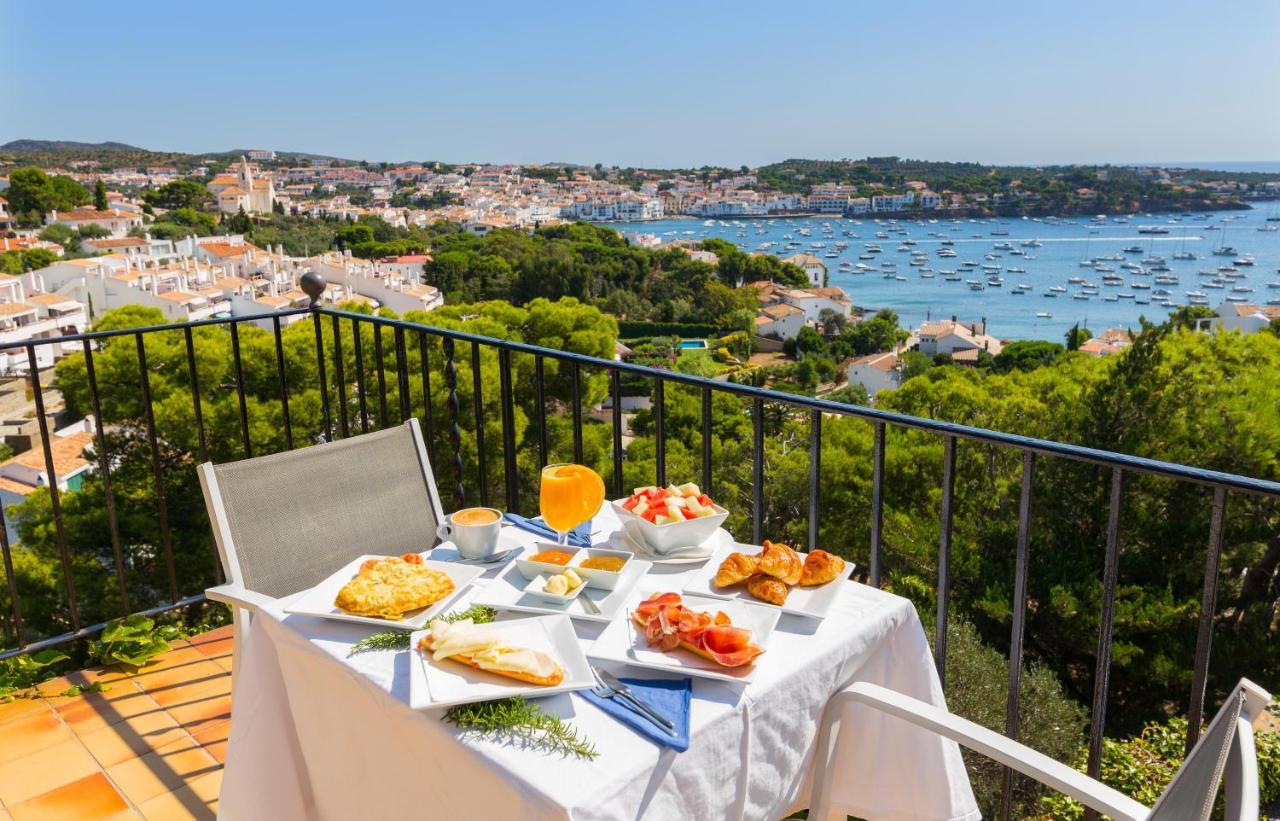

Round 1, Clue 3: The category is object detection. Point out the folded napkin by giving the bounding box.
[503,514,592,547]
[578,676,691,751]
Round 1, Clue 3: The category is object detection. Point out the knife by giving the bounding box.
[596,669,676,732]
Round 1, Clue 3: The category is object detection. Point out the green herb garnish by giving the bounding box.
[347,605,497,656]
[446,697,598,759]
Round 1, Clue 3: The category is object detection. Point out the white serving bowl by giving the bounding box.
[610,498,730,555]
[566,547,633,591]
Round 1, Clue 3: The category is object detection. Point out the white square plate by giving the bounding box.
[407,615,594,709]
[471,548,653,623]
[681,543,854,621]
[284,554,484,630]
[587,592,780,684]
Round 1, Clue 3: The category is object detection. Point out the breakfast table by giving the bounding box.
[217,507,979,821]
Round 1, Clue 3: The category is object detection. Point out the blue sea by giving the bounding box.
[612,206,1280,341]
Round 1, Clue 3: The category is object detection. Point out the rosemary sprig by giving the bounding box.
[446,697,598,760]
[347,605,497,655]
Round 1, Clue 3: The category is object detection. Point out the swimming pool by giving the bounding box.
[678,339,708,350]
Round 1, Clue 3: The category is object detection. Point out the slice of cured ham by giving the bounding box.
[631,593,764,668]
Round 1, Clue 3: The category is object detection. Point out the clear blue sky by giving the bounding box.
[3,0,1278,167]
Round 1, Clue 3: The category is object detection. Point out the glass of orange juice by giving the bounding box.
[539,463,606,545]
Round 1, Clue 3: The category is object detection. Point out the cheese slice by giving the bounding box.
[428,619,502,661]
[471,647,560,680]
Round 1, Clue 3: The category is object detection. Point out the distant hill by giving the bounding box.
[1,139,146,152]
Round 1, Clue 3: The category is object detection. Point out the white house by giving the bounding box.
[45,208,143,238]
[776,287,853,323]
[845,351,902,399]
[0,426,96,545]
[208,156,277,214]
[1196,302,1280,335]
[754,302,806,339]
[917,318,1004,358]
[781,253,828,288]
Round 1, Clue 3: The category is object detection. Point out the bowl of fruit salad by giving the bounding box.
[612,483,729,554]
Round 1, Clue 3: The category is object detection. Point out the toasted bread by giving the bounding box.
[417,634,564,686]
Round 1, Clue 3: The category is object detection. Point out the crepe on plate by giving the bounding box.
[333,554,455,620]
[417,619,564,686]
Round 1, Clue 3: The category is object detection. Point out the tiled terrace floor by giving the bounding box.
[0,625,233,820]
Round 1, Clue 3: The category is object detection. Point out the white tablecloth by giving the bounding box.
[219,516,978,821]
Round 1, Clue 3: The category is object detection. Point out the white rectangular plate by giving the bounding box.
[681,543,854,621]
[408,615,594,709]
[471,548,653,623]
[587,592,780,684]
[284,554,484,630]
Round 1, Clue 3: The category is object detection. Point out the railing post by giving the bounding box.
[499,348,518,513]
[934,435,957,685]
[571,362,584,466]
[752,397,764,545]
[701,386,713,497]
[471,342,488,507]
[534,356,548,468]
[311,310,332,442]
[373,325,389,428]
[1186,485,1227,754]
[83,341,129,612]
[417,330,435,466]
[395,326,411,423]
[654,377,666,487]
[808,409,821,553]
[442,337,464,509]
[272,315,293,450]
[351,317,369,434]
[183,327,209,463]
[27,346,79,630]
[869,422,886,587]
[1085,467,1125,821]
[229,321,252,457]
[0,489,24,647]
[331,314,349,439]
[611,369,623,497]
[134,336,178,604]
[1000,450,1035,821]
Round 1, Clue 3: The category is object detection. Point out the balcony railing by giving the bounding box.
[0,302,1276,819]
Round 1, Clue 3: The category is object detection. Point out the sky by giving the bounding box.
[2,0,1279,168]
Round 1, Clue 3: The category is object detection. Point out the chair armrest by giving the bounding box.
[206,583,275,613]
[840,682,1150,821]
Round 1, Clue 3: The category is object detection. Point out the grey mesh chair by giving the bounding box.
[200,419,445,691]
[809,677,1270,821]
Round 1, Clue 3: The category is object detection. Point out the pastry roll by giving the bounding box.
[799,550,846,586]
[746,574,789,606]
[756,540,802,586]
[715,552,758,587]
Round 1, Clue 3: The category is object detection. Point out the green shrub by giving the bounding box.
[0,649,67,701]
[90,614,183,668]
[1036,712,1280,819]
[939,619,1088,818]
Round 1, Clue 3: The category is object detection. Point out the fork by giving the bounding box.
[590,668,675,733]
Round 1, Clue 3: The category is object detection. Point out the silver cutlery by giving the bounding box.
[580,593,603,615]
[452,548,518,565]
[591,668,675,733]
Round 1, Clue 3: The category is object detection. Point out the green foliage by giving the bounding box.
[4,167,90,225]
[617,321,721,338]
[0,649,68,701]
[75,223,111,240]
[38,223,78,248]
[1064,323,1093,351]
[992,340,1064,373]
[93,179,108,212]
[347,605,497,655]
[899,349,934,381]
[0,248,59,274]
[90,614,180,668]
[1037,712,1280,818]
[142,179,212,210]
[938,620,1088,818]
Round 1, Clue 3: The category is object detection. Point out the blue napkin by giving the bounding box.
[503,513,591,547]
[578,676,691,751]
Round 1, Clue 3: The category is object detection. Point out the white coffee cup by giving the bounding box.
[437,507,503,559]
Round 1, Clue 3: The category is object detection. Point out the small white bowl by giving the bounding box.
[515,544,583,581]
[567,547,633,591]
[611,498,730,555]
[525,572,585,605]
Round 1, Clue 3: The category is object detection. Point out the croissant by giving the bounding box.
[746,574,789,606]
[756,541,802,586]
[714,552,758,587]
[799,550,846,586]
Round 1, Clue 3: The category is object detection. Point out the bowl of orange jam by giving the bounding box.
[516,546,583,581]
[569,547,632,590]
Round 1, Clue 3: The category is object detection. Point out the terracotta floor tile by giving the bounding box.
[0,710,74,766]
[35,666,133,698]
[166,691,231,735]
[145,669,230,710]
[185,625,232,648]
[188,719,229,764]
[106,736,219,806]
[6,772,135,821]
[0,803,11,820]
[187,635,231,661]
[0,738,100,806]
[0,697,52,728]
[130,648,209,680]
[79,709,189,768]
[136,769,221,821]
[134,660,226,704]
[212,656,232,673]
[53,686,165,736]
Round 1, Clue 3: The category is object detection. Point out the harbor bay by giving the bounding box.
[615,206,1280,341]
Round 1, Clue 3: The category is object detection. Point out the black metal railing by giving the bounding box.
[0,303,1276,819]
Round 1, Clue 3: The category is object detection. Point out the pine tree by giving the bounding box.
[93,179,108,212]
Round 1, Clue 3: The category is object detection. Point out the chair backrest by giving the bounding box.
[199,419,445,599]
[1148,678,1270,821]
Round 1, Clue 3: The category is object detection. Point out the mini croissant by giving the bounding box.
[756,541,802,586]
[799,550,846,586]
[714,552,758,587]
[746,574,788,606]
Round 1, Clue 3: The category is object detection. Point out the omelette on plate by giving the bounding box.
[333,554,454,620]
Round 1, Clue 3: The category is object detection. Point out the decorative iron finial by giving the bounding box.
[300,270,327,306]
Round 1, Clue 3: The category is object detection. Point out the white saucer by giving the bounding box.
[611,525,731,565]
